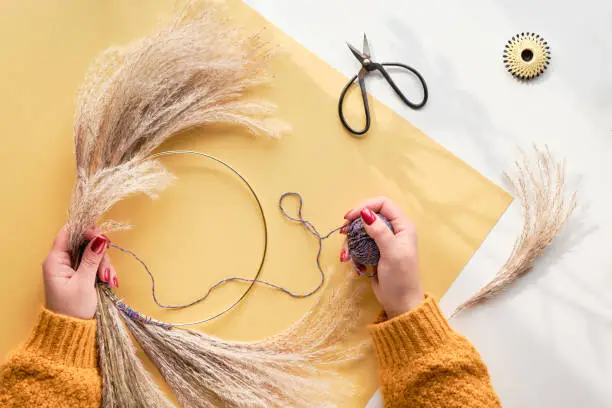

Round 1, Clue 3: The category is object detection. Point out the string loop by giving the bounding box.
[279,192,343,240]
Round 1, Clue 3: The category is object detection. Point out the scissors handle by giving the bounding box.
[379,62,428,109]
[338,73,371,135]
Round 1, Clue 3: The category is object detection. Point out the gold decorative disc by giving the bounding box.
[503,33,550,80]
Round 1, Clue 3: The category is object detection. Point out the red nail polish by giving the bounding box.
[91,236,107,254]
[340,249,347,262]
[112,276,119,288]
[103,268,110,282]
[343,210,351,219]
[361,208,376,225]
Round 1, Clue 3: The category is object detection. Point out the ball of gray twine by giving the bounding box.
[347,214,393,275]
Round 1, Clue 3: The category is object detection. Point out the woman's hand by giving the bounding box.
[341,197,424,318]
[42,226,118,319]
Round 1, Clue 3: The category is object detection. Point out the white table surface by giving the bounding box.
[245,1,612,407]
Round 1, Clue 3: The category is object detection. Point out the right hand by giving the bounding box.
[341,197,424,318]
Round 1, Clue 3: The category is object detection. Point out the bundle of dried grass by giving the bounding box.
[97,287,174,407]
[452,146,577,316]
[123,277,369,408]
[64,2,365,407]
[66,2,283,262]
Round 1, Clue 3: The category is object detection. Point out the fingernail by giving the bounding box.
[340,249,348,262]
[343,210,351,219]
[112,276,119,288]
[91,236,107,254]
[361,208,376,225]
[103,268,110,282]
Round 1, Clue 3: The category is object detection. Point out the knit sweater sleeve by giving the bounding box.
[369,295,501,408]
[0,308,102,408]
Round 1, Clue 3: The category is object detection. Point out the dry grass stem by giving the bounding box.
[124,277,370,408]
[452,146,577,316]
[97,288,175,407]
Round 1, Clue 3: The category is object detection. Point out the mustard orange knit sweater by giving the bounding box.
[369,296,501,407]
[0,297,500,407]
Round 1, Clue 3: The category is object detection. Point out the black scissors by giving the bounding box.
[338,34,428,135]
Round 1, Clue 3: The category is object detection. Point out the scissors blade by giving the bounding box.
[346,42,366,63]
[362,33,371,58]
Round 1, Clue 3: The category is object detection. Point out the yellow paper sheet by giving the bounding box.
[0,0,511,405]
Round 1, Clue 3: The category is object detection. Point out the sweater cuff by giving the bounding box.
[368,295,453,367]
[24,307,98,369]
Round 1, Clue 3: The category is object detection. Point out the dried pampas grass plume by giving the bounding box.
[66,2,286,262]
[452,146,577,316]
[123,277,370,408]
[97,287,175,407]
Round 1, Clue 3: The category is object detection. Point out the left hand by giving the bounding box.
[42,225,118,319]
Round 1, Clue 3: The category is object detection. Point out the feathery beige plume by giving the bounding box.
[66,2,284,263]
[97,287,175,407]
[452,146,577,316]
[124,276,370,408]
